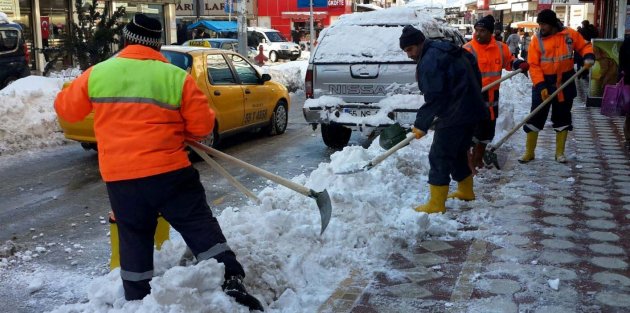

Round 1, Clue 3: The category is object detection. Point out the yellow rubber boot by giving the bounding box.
[154,216,170,250]
[518,132,538,163]
[447,175,475,201]
[414,185,449,214]
[555,130,568,163]
[109,218,120,270]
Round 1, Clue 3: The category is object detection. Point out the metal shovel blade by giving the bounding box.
[333,162,371,175]
[483,148,500,170]
[311,189,332,235]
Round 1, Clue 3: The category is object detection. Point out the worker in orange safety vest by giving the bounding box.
[519,9,594,164]
[463,15,530,171]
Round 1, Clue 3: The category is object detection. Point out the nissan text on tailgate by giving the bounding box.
[303,7,464,149]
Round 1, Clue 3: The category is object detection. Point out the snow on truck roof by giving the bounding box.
[312,7,453,63]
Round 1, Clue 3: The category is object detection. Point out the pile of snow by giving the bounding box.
[259,60,308,92]
[0,76,67,156]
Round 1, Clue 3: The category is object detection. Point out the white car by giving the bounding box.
[247,27,301,62]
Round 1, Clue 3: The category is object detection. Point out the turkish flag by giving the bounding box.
[41,16,50,39]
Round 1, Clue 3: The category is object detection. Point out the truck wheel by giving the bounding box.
[321,123,351,149]
[269,51,278,62]
[264,101,288,135]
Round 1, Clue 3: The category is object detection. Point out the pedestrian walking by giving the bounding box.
[519,9,595,164]
[399,25,487,214]
[463,15,530,172]
[506,28,521,58]
[621,34,630,150]
[54,14,264,311]
[520,32,531,60]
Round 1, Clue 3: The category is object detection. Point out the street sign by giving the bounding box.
[297,0,327,9]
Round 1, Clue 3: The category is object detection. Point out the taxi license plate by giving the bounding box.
[343,108,379,117]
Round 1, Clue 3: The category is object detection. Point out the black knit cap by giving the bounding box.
[537,9,560,27]
[474,15,495,32]
[399,25,426,50]
[123,14,162,48]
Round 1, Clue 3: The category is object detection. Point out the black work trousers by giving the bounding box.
[524,85,574,133]
[106,166,245,301]
[428,125,475,186]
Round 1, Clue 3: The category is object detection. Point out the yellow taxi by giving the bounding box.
[58,45,290,150]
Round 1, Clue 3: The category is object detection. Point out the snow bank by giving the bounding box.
[0,76,67,156]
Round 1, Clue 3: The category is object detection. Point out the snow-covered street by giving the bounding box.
[1,55,630,312]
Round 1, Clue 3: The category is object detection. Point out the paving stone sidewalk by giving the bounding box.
[319,107,630,313]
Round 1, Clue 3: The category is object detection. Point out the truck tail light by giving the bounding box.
[305,65,313,99]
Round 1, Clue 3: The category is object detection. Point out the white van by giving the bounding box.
[247,27,301,62]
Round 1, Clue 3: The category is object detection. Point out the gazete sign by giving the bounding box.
[176,0,254,16]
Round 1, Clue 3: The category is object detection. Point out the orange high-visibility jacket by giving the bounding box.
[54,45,214,182]
[528,27,593,102]
[463,37,514,104]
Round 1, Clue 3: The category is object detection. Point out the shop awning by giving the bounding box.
[281,11,328,21]
[187,20,237,32]
[510,21,539,29]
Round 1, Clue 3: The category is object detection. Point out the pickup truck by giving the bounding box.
[303,7,465,149]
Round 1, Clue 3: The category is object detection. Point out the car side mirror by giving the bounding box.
[261,74,271,82]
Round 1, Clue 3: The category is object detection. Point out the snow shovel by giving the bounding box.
[480,69,523,93]
[336,132,417,175]
[188,145,261,204]
[187,141,332,235]
[483,67,587,169]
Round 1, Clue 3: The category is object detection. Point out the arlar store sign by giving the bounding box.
[176,0,253,16]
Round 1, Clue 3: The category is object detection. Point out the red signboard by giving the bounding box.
[477,0,489,10]
[537,0,552,12]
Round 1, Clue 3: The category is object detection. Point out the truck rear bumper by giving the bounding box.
[303,105,418,130]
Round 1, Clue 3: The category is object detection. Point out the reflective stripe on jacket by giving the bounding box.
[54,45,214,182]
[528,27,593,102]
[463,37,514,103]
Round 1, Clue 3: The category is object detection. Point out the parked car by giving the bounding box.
[302,7,465,149]
[0,18,30,89]
[247,27,301,62]
[57,46,290,151]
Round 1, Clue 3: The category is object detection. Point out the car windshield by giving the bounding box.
[265,31,288,42]
[0,28,19,52]
[161,50,193,71]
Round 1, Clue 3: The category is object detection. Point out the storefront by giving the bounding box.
[593,0,627,38]
[174,0,256,44]
[1,0,177,74]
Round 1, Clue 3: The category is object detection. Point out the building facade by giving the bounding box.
[256,0,352,42]
[1,0,178,73]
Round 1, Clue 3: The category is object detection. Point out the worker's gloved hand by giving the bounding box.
[513,59,529,73]
[583,57,595,69]
[518,61,530,72]
[411,127,426,139]
[541,88,550,101]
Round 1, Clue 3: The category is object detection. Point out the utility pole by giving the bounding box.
[309,0,315,51]
[195,0,202,22]
[237,0,248,56]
